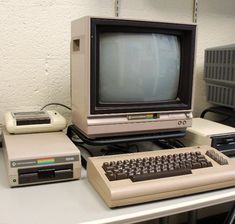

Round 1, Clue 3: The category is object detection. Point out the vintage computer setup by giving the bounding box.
[68,16,235,208]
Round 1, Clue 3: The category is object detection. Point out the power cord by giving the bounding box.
[168,139,185,148]
[154,139,185,149]
[41,103,71,111]
[154,139,176,149]
[0,123,3,148]
[68,131,91,154]
[74,143,93,156]
[103,144,138,155]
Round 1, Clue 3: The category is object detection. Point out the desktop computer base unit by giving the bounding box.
[87,145,235,208]
[2,130,81,187]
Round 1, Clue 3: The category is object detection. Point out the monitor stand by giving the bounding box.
[67,125,185,145]
[67,125,186,168]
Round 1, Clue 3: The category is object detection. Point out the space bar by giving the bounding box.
[130,169,192,182]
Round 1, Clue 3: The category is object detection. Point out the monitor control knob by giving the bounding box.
[178,121,182,125]
[183,120,186,125]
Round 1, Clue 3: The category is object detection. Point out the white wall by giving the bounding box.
[0,0,115,125]
[0,0,235,127]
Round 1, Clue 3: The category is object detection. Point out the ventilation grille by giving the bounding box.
[204,45,235,108]
[205,50,235,83]
[206,84,235,108]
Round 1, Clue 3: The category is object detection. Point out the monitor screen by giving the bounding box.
[99,32,181,104]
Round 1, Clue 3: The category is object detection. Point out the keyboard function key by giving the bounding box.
[206,150,228,165]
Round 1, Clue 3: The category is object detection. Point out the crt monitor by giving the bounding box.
[71,17,196,138]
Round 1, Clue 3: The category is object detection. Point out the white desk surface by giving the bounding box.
[1,149,235,224]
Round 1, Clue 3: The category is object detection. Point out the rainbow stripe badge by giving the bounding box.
[37,158,55,165]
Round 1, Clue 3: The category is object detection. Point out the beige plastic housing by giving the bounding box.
[2,129,81,187]
[5,110,67,134]
[71,16,195,138]
[87,145,235,208]
[181,118,235,146]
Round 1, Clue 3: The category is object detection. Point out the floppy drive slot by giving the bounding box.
[211,135,235,156]
[18,164,73,184]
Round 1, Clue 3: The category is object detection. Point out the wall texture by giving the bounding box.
[0,0,235,127]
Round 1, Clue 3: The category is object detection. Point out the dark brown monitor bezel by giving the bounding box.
[90,18,196,114]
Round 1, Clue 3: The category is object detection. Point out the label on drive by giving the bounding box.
[11,155,80,168]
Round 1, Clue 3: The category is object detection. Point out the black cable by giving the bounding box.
[101,143,136,155]
[173,139,185,148]
[41,103,71,111]
[129,143,139,152]
[107,145,131,153]
[70,135,84,144]
[69,131,92,155]
[201,106,235,119]
[73,143,93,156]
[101,149,113,156]
[218,116,232,123]
[154,139,175,149]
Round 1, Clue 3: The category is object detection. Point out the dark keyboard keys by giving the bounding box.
[102,150,216,182]
[130,169,192,182]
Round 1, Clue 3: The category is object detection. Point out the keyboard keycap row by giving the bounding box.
[102,150,219,182]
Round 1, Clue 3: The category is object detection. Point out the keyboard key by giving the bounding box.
[206,150,228,165]
[106,173,116,181]
[130,169,192,182]
[192,162,201,169]
[116,172,127,180]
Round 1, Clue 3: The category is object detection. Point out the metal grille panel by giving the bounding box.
[204,44,235,108]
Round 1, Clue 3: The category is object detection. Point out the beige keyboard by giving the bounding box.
[87,145,235,208]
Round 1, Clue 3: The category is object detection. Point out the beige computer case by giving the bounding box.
[71,16,195,138]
